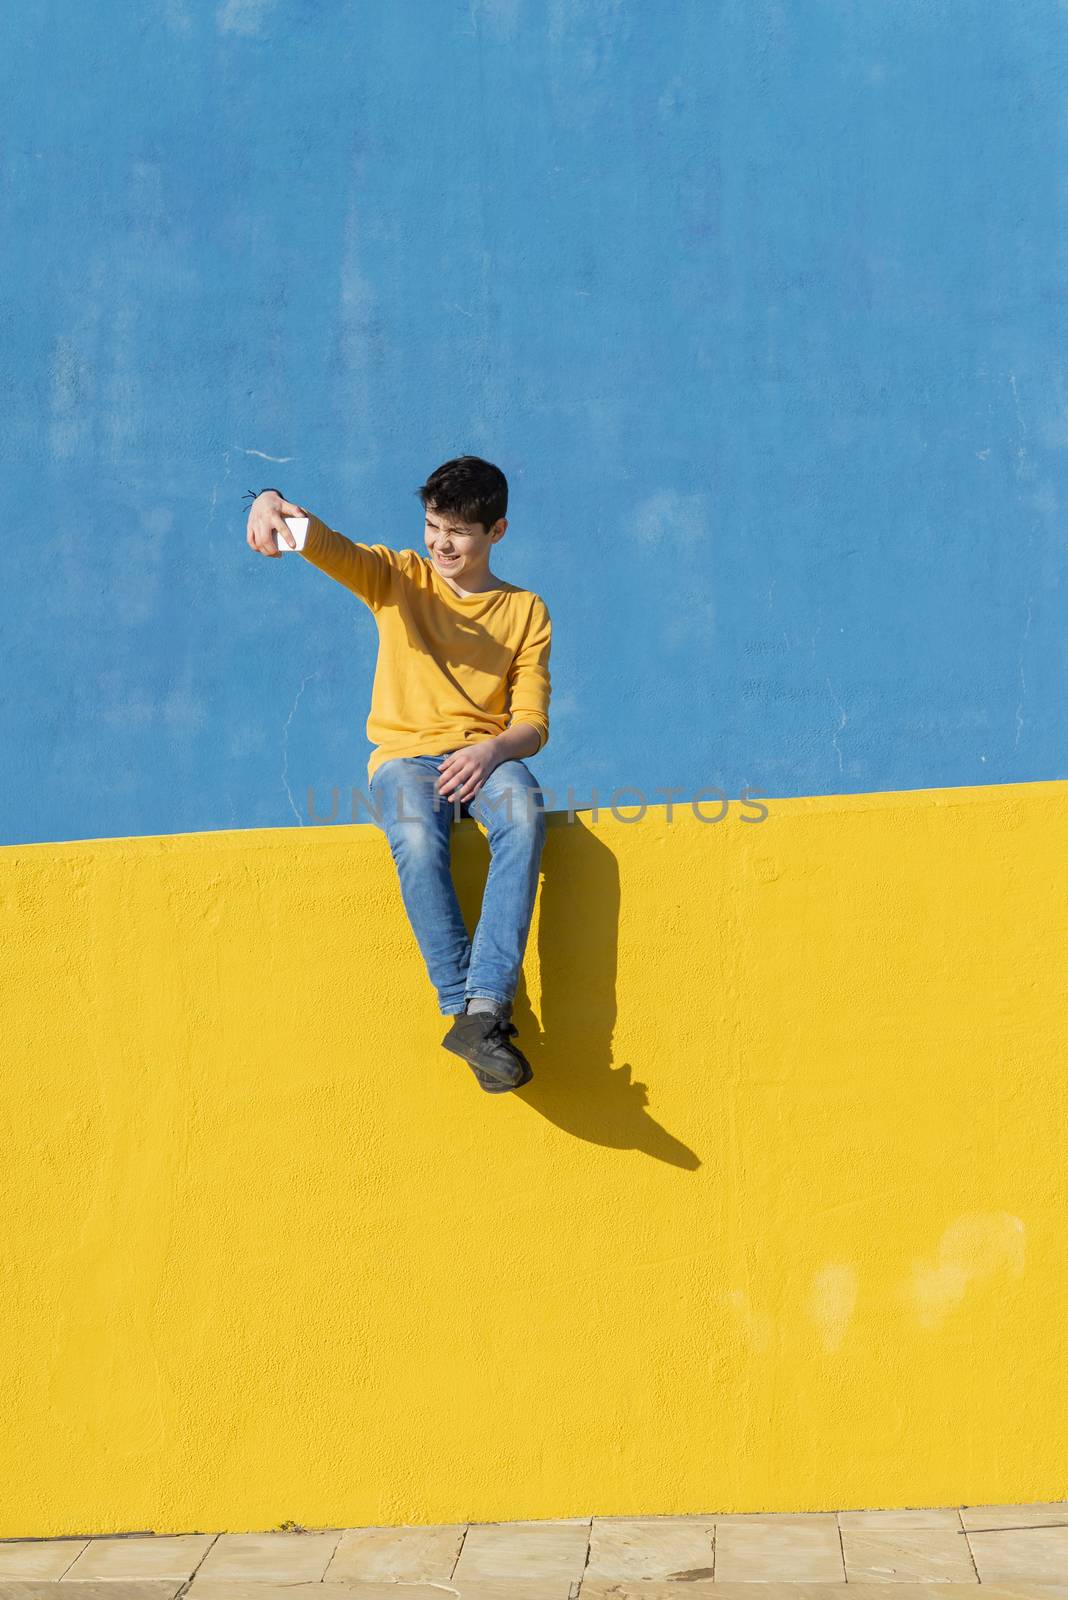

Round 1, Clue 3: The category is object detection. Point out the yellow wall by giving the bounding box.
[1,779,1066,1536]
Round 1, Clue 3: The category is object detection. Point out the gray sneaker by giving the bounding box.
[442,1007,532,1089]
[470,1014,533,1094]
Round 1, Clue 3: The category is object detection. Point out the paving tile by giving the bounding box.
[586,1517,714,1580]
[452,1586,574,1600]
[960,1502,1068,1531]
[581,1584,721,1600]
[839,1508,964,1529]
[194,1532,341,1582]
[712,1519,845,1582]
[842,1529,977,1582]
[583,1584,848,1600]
[582,1587,1068,1600]
[967,1524,1068,1582]
[710,1510,841,1523]
[962,1588,1068,1600]
[62,1536,216,1580]
[452,1520,590,1581]
[0,1584,183,1600]
[0,1544,89,1580]
[959,1589,1068,1600]
[586,1514,719,1524]
[325,1524,465,1582]
[189,1583,571,1600]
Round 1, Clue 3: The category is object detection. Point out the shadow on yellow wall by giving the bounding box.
[453,812,700,1168]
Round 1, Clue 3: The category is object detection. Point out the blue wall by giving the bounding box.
[2,0,1065,846]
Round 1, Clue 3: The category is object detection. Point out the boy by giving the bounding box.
[245,456,551,1094]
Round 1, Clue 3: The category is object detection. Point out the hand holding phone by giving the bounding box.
[246,488,310,557]
[276,516,309,552]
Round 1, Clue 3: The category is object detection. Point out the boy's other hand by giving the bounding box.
[436,742,501,804]
[246,490,310,557]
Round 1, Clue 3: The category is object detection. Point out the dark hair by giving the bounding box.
[413,455,508,533]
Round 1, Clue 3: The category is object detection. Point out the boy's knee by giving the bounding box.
[372,768,437,826]
[478,780,546,834]
[388,819,439,859]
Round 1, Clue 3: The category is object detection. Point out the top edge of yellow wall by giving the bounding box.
[2,776,1065,859]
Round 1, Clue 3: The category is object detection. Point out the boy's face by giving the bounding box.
[424,506,506,583]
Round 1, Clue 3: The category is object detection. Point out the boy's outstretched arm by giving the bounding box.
[245,489,395,610]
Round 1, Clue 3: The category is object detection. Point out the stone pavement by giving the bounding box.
[0,1504,1065,1599]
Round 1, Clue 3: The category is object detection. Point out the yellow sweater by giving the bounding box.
[300,513,552,784]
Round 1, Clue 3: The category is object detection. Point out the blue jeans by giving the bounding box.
[367,751,548,1016]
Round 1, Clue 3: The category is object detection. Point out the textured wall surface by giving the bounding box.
[1,780,1065,1534]
[2,2,1067,846]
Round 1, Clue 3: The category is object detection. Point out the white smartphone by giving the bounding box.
[275,515,309,551]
